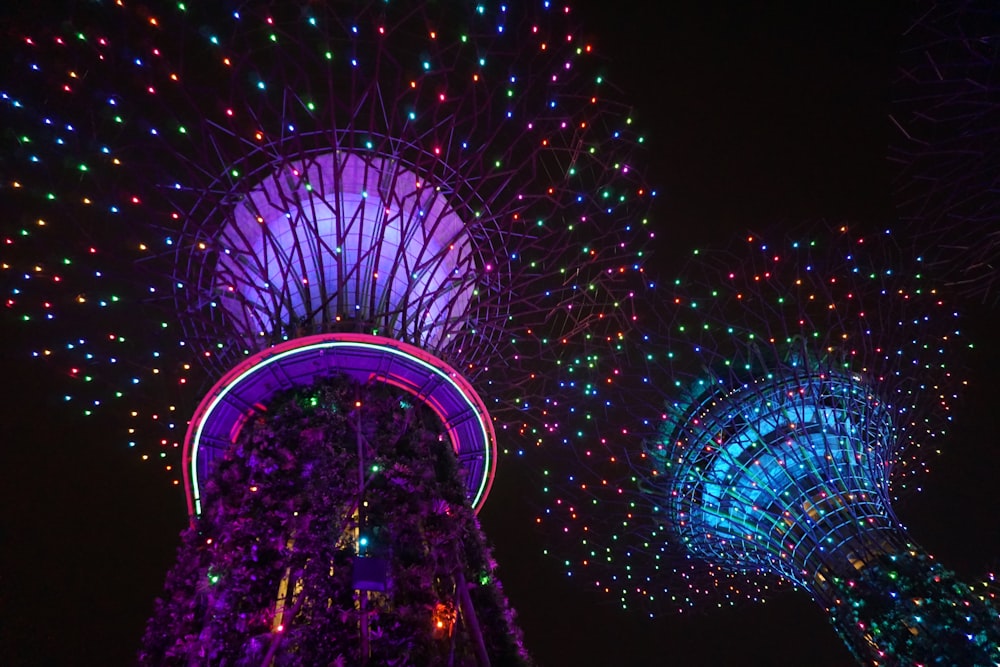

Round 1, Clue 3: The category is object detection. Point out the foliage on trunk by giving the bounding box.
[141,378,532,666]
[827,551,1000,666]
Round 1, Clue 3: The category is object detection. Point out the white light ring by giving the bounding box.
[182,333,495,519]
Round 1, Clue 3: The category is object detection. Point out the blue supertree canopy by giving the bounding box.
[539,224,1000,663]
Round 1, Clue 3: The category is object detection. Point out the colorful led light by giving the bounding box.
[544,226,999,664]
[1,0,650,492]
[2,1,649,662]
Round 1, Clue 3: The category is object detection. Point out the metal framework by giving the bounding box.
[891,0,1000,303]
[2,1,649,662]
[1,0,649,511]
[547,226,999,665]
[661,370,902,594]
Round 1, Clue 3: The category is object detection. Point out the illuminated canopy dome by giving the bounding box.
[2,0,649,661]
[664,369,900,591]
[209,149,481,352]
[544,226,1000,665]
[2,0,650,492]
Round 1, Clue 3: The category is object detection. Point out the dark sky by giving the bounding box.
[2,2,999,666]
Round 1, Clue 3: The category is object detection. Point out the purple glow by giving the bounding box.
[214,151,477,349]
[185,333,495,518]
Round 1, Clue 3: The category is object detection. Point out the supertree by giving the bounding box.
[0,1,648,663]
[542,225,1000,665]
[890,0,1000,304]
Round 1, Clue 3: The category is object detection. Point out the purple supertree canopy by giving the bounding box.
[891,0,1000,303]
[540,225,1000,664]
[1,1,652,662]
[0,0,650,504]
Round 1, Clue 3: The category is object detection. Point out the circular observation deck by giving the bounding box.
[183,333,496,517]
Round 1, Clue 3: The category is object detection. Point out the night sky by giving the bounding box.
[2,2,999,666]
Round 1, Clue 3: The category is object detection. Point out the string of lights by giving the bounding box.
[542,225,1000,664]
